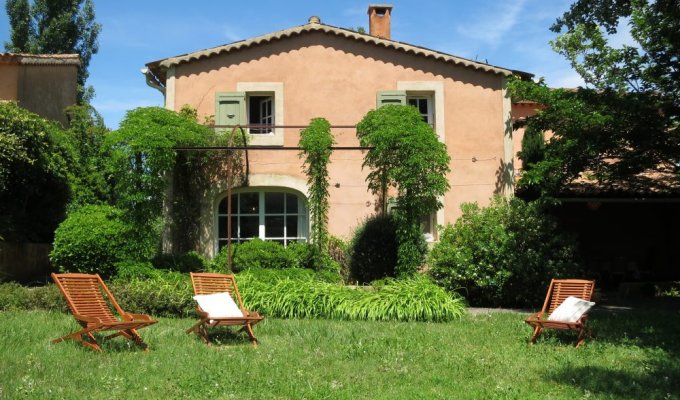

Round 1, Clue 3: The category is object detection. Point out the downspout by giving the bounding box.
[141,67,166,96]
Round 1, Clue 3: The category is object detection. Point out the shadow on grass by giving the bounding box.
[187,327,257,347]
[545,305,680,399]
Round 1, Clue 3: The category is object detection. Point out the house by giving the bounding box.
[144,4,532,258]
[0,53,79,125]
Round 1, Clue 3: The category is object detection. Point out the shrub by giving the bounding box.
[428,196,581,307]
[115,261,159,280]
[0,283,65,312]
[232,239,297,271]
[348,214,398,284]
[50,205,152,278]
[111,270,194,318]
[327,235,350,282]
[152,251,208,272]
[288,241,341,274]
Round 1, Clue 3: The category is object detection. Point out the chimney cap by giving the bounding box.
[308,15,321,24]
[367,4,393,14]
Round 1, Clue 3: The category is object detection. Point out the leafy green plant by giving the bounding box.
[349,214,398,284]
[0,102,75,241]
[429,196,581,307]
[0,283,65,312]
[237,271,464,322]
[231,239,298,271]
[111,271,194,318]
[299,118,334,251]
[50,205,151,278]
[152,251,209,273]
[357,105,450,276]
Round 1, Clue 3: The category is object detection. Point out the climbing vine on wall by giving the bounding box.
[299,118,334,251]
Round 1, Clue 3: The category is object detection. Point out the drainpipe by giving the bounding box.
[141,67,166,96]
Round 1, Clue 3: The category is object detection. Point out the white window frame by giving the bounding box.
[247,94,274,134]
[215,189,308,251]
[237,82,284,146]
[407,95,434,126]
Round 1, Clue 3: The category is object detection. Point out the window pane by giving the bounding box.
[408,98,418,107]
[265,216,284,237]
[286,215,298,237]
[265,192,284,214]
[239,193,259,214]
[218,217,226,238]
[418,99,428,115]
[286,193,298,213]
[218,195,238,214]
[240,216,259,238]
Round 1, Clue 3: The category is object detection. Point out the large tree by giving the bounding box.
[5,0,102,103]
[512,0,680,199]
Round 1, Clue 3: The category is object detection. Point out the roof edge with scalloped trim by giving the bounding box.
[0,53,80,66]
[145,22,532,85]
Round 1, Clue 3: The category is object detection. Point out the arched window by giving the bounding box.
[216,189,308,250]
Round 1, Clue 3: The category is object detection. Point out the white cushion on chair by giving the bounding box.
[193,292,243,318]
[547,296,595,323]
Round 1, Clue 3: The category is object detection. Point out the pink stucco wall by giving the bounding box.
[170,32,510,252]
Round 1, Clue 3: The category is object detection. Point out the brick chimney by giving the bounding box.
[368,4,393,40]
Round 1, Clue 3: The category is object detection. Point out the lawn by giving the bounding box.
[0,307,678,399]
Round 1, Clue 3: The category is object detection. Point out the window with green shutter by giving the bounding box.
[215,92,246,130]
[376,90,406,107]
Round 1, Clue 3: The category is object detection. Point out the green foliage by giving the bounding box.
[238,271,464,322]
[105,107,214,246]
[63,104,111,206]
[327,235,350,282]
[0,102,75,241]
[429,196,581,307]
[511,0,680,199]
[357,105,450,276]
[152,251,209,273]
[114,260,160,280]
[5,0,102,102]
[232,239,297,272]
[288,241,340,274]
[349,213,398,284]
[509,77,678,200]
[0,283,65,312]
[50,205,153,278]
[299,117,334,250]
[111,271,194,318]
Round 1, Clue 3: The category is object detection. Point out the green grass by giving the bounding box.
[0,308,678,399]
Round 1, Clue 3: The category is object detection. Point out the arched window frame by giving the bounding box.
[215,187,308,251]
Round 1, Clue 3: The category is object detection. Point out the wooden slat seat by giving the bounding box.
[525,278,595,348]
[187,272,264,346]
[51,273,157,352]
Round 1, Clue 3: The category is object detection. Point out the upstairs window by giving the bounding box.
[248,95,274,134]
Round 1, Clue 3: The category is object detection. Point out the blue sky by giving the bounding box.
[1,0,597,129]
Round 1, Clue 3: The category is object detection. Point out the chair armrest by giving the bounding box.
[525,312,544,321]
[195,307,209,318]
[122,313,154,322]
[73,314,103,324]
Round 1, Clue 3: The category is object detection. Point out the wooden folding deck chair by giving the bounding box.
[525,278,595,348]
[51,273,157,352]
[187,272,264,346]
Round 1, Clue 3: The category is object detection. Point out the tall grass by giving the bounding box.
[238,273,465,322]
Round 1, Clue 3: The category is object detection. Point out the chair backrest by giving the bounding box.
[189,272,246,309]
[51,273,123,324]
[542,279,595,315]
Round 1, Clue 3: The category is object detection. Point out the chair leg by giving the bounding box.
[530,325,542,344]
[122,329,149,351]
[243,323,258,347]
[575,326,591,348]
[52,328,103,352]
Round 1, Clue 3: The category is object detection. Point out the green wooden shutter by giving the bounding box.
[215,92,246,131]
[376,91,406,107]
